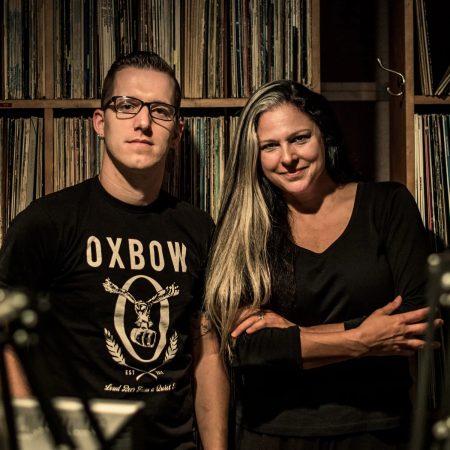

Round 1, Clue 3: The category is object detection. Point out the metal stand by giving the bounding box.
[0,289,116,450]
[411,252,450,450]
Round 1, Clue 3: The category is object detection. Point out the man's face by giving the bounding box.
[93,67,182,177]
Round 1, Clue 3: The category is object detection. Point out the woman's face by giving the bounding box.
[257,102,329,201]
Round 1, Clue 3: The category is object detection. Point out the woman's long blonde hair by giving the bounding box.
[204,80,355,360]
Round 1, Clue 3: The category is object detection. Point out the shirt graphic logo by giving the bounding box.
[102,275,179,381]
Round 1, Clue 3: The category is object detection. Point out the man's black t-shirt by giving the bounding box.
[0,177,214,448]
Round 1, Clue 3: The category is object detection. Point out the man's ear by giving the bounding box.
[171,118,184,149]
[92,109,105,138]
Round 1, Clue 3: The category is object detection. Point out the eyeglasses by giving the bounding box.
[105,96,179,121]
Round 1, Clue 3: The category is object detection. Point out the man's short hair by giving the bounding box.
[100,51,181,110]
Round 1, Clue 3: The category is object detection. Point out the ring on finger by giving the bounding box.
[258,312,265,320]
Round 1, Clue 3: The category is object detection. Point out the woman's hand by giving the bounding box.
[355,295,442,357]
[230,308,294,338]
[229,296,443,368]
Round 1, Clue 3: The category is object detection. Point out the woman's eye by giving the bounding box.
[293,134,310,143]
[260,143,278,151]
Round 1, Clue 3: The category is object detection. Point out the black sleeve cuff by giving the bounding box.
[344,316,366,330]
[231,326,302,370]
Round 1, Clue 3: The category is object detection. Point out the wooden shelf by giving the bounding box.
[414,95,450,105]
[181,98,248,108]
[0,100,100,109]
[0,98,249,110]
[321,82,378,101]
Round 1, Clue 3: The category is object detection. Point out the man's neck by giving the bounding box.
[98,167,163,206]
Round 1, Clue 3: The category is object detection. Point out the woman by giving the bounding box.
[204,80,437,449]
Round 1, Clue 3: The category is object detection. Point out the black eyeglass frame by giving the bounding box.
[104,95,179,121]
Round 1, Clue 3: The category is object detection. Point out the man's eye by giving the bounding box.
[121,102,138,111]
[153,107,171,117]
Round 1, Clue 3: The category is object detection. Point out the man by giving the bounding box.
[0,51,228,449]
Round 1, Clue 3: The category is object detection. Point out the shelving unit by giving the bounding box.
[389,0,450,194]
[0,0,318,241]
[320,0,390,182]
[4,0,450,243]
[0,0,317,186]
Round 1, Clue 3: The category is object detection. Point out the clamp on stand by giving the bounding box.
[411,253,450,450]
[0,288,110,449]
